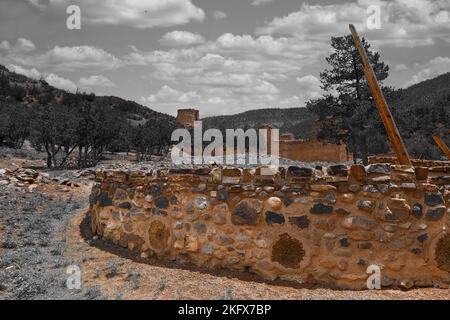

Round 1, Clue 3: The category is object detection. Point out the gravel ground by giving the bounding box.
[0,173,100,299]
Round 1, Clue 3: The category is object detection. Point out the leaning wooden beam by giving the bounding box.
[349,24,412,166]
[432,135,450,160]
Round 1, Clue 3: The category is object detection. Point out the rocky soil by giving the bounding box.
[0,151,449,300]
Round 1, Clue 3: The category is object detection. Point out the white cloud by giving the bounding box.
[6,64,41,79]
[78,75,116,89]
[0,38,36,53]
[44,73,77,92]
[251,0,273,7]
[212,10,227,20]
[160,31,205,47]
[142,85,200,103]
[257,0,450,48]
[5,63,78,92]
[27,0,205,28]
[296,74,323,101]
[0,41,121,72]
[405,56,450,87]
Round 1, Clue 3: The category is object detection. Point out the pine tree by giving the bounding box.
[307,35,391,164]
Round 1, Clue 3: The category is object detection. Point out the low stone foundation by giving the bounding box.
[89,163,450,289]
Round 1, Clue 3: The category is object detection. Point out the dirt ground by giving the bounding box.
[0,154,449,300]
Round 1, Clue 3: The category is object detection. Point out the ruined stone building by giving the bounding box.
[176,109,199,129]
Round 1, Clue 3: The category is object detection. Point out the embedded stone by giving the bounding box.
[193,222,207,234]
[195,196,209,210]
[366,164,390,175]
[288,216,310,229]
[267,197,282,210]
[144,195,153,203]
[357,242,372,250]
[310,184,336,192]
[342,216,376,230]
[155,196,169,209]
[348,184,361,192]
[255,239,268,248]
[417,233,428,243]
[350,165,366,182]
[212,204,229,225]
[415,167,428,181]
[217,189,228,201]
[232,199,263,225]
[287,166,313,178]
[328,165,348,177]
[310,203,333,214]
[147,185,161,195]
[118,202,132,209]
[339,238,350,247]
[377,184,389,194]
[215,234,234,246]
[263,186,275,193]
[185,235,198,252]
[335,208,350,215]
[271,233,305,269]
[435,234,450,272]
[356,199,376,212]
[315,218,336,231]
[97,191,113,207]
[341,193,355,204]
[424,192,444,207]
[425,206,446,221]
[148,220,170,252]
[200,244,215,255]
[412,203,423,219]
[265,211,285,225]
[113,188,128,200]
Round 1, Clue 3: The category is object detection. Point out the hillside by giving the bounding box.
[202,107,316,139]
[389,72,450,159]
[0,64,174,126]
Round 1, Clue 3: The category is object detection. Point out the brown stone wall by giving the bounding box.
[89,164,450,289]
[279,140,352,163]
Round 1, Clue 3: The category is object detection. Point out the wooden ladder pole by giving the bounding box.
[349,24,412,165]
[432,135,450,160]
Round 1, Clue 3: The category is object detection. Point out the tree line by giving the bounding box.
[0,76,178,168]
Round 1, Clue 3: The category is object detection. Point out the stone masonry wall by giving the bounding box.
[89,164,450,289]
[279,139,352,163]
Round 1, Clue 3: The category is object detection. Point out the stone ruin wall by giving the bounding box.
[89,163,450,289]
[176,109,199,129]
[279,140,352,163]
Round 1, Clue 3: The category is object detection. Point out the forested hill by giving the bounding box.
[202,107,316,139]
[0,64,174,125]
[389,72,450,159]
[203,73,450,159]
[0,64,178,167]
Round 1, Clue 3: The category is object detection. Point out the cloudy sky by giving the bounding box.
[0,0,449,116]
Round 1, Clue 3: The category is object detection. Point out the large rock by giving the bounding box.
[265,211,285,225]
[231,199,263,225]
[424,192,444,207]
[271,233,305,269]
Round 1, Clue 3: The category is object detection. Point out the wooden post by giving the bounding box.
[349,24,412,165]
[432,135,450,160]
